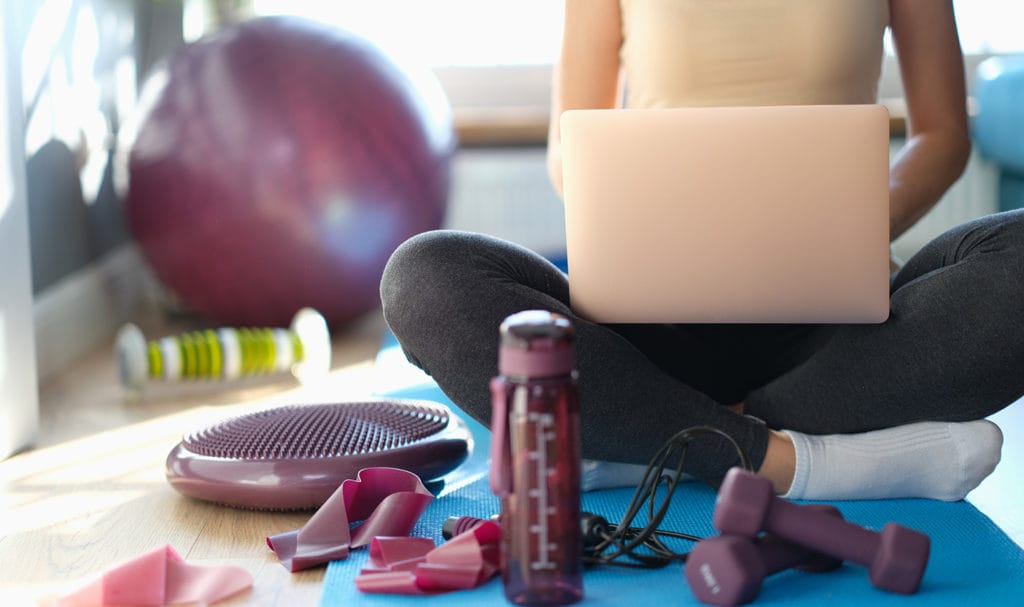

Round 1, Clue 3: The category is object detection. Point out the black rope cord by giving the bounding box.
[581,425,754,569]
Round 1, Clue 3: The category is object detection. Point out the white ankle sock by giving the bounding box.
[782,420,1003,501]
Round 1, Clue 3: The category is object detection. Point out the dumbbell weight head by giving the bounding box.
[686,535,767,606]
[686,505,844,606]
[712,467,775,536]
[870,523,930,595]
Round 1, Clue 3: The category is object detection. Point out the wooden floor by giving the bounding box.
[0,309,389,606]
[2,306,1021,606]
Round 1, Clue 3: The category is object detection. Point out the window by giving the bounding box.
[246,0,563,67]
[953,0,1024,54]
[240,1,1024,110]
[183,0,1024,143]
[244,1,1024,68]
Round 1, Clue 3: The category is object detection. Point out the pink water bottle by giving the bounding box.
[490,310,584,605]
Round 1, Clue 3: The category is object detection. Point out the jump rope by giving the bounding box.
[445,425,755,569]
[576,425,754,569]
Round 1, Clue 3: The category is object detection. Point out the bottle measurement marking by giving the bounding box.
[527,411,558,571]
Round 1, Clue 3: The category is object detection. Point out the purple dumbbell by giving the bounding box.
[713,468,930,595]
[685,504,844,606]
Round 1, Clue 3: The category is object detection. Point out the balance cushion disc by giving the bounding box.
[166,399,471,510]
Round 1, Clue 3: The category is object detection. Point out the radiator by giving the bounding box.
[444,148,567,256]
[445,145,1000,262]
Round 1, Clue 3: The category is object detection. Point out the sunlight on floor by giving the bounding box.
[1,353,382,539]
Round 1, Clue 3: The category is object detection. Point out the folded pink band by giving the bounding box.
[267,467,434,572]
[355,519,502,594]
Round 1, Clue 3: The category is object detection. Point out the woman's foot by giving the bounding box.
[757,430,796,494]
[761,420,1003,501]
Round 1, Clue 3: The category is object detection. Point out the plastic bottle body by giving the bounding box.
[495,375,583,605]
[490,310,584,606]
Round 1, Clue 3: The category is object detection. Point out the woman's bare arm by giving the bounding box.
[547,0,624,198]
[888,0,971,239]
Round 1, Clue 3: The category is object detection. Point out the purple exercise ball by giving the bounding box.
[121,16,455,327]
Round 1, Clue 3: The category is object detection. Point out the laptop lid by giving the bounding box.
[560,104,890,324]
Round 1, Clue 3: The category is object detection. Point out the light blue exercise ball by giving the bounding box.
[973,55,1024,173]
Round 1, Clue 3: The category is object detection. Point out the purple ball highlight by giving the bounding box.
[122,16,454,326]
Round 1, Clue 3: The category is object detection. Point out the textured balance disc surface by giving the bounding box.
[166,399,472,510]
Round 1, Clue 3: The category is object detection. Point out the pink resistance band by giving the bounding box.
[49,544,252,606]
[267,467,435,572]
[51,467,496,606]
[356,519,502,594]
[267,466,502,594]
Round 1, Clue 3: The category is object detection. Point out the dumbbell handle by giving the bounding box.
[763,502,880,567]
[745,504,844,575]
[755,533,837,575]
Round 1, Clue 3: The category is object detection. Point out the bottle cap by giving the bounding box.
[498,310,575,378]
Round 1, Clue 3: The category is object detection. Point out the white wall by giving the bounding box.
[1,2,40,458]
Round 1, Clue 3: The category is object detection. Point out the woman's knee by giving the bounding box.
[955,208,1024,257]
[382,231,461,321]
[995,208,1024,244]
[381,230,518,329]
[899,208,1024,284]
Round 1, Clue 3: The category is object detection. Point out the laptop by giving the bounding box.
[559,104,890,324]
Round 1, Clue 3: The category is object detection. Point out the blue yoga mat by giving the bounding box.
[320,344,1024,606]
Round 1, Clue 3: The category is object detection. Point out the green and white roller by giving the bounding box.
[116,308,331,391]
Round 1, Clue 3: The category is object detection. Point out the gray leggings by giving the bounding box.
[379,209,1024,484]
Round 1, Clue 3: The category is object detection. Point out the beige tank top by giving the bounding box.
[619,0,889,108]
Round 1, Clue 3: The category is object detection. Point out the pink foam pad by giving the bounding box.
[51,544,252,606]
[166,399,470,511]
[267,467,433,572]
